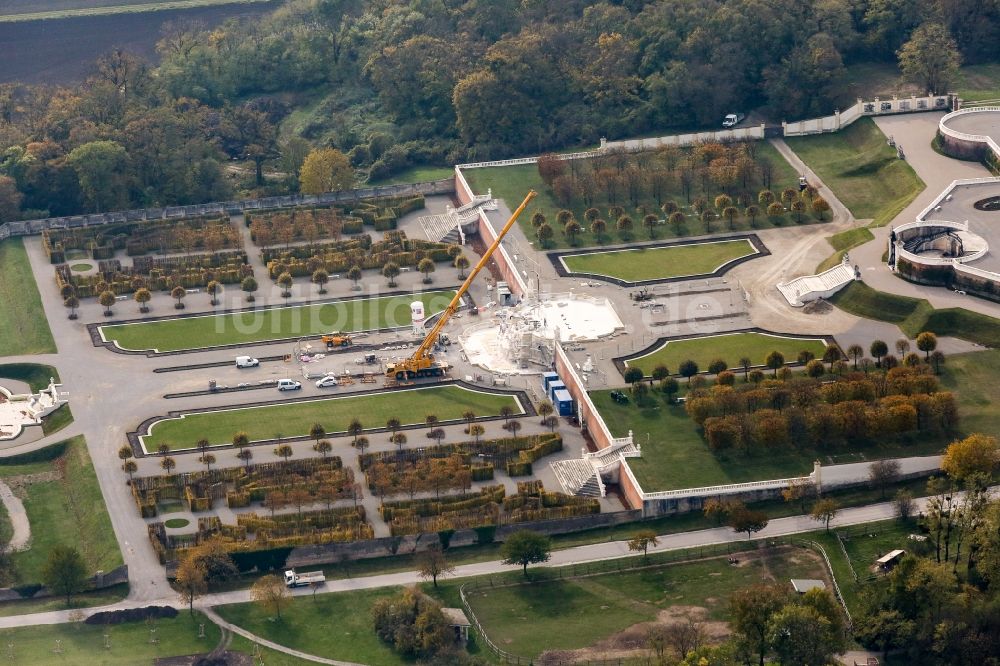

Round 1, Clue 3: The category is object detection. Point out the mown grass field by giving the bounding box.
[463,140,806,251]
[465,548,826,660]
[829,281,1000,346]
[625,332,828,376]
[0,436,122,586]
[216,586,411,666]
[786,118,924,226]
[0,611,220,663]
[100,290,455,352]
[561,239,757,282]
[0,240,56,356]
[144,385,521,450]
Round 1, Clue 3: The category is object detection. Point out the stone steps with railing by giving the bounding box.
[550,459,601,497]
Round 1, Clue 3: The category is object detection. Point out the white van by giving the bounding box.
[277,379,302,391]
[235,356,260,368]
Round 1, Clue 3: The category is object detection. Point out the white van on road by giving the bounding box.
[235,356,260,368]
[277,379,302,391]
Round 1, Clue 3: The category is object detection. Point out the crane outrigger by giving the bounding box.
[385,190,537,381]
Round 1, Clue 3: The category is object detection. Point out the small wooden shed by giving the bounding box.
[441,607,471,643]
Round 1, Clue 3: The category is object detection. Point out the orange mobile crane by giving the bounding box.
[385,190,537,381]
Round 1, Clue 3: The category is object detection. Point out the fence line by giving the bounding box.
[798,539,854,629]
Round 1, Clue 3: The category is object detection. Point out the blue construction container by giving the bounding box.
[548,380,566,400]
[553,389,575,416]
[542,372,559,393]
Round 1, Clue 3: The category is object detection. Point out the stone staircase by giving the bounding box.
[417,193,496,243]
[777,260,855,307]
[550,459,602,497]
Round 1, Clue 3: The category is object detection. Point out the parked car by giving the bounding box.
[235,355,259,368]
[722,112,746,128]
[277,379,302,391]
[315,375,339,388]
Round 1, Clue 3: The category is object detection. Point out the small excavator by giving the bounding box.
[385,190,537,381]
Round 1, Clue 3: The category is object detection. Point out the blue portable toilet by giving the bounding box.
[553,389,575,416]
[548,380,566,400]
[542,372,559,393]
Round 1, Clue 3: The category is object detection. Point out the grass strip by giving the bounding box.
[144,385,521,450]
[830,281,1000,346]
[0,240,56,356]
[624,331,827,376]
[561,239,756,282]
[100,290,454,352]
[816,227,874,273]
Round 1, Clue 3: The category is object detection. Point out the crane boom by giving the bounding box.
[386,190,536,380]
[415,190,537,360]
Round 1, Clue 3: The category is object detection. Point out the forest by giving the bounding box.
[0,0,996,219]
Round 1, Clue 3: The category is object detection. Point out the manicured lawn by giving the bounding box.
[0,436,122,585]
[830,281,1000,346]
[41,403,73,436]
[467,548,827,659]
[786,118,924,226]
[0,362,60,391]
[70,263,92,272]
[144,385,522,450]
[561,239,757,282]
[592,389,946,491]
[216,586,410,666]
[955,63,1000,101]
[0,239,56,356]
[941,349,1000,438]
[816,227,874,272]
[100,290,455,352]
[0,611,220,663]
[367,164,454,186]
[164,518,190,528]
[463,140,807,250]
[624,332,828,376]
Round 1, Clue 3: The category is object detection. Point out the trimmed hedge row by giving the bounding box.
[43,216,237,264]
[56,251,252,299]
[246,195,425,247]
[264,230,456,279]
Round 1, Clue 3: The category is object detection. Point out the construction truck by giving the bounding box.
[385,190,537,381]
[321,332,352,349]
[284,569,325,588]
